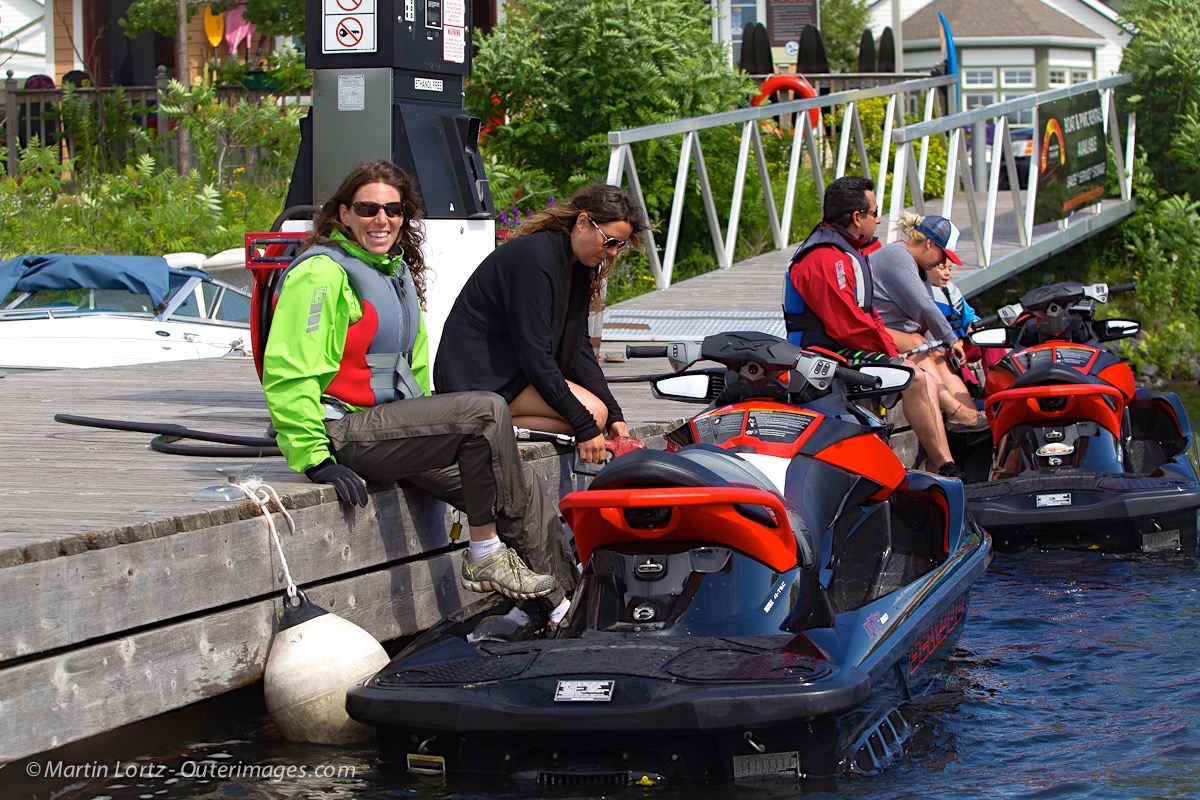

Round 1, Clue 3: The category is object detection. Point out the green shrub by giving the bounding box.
[159,78,304,186]
[0,151,287,258]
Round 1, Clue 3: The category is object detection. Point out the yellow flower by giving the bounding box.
[233,166,246,175]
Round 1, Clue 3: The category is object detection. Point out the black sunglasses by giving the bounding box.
[588,216,629,250]
[351,201,408,219]
[859,207,880,220]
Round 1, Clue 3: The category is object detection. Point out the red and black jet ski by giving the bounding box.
[345,332,991,785]
[951,281,1200,552]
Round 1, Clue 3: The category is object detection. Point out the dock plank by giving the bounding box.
[2,489,455,660]
[1,555,478,763]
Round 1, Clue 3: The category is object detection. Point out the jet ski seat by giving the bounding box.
[567,447,808,573]
[578,450,816,568]
[1007,363,1098,390]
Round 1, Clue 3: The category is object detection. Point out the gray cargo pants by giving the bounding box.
[324,391,577,604]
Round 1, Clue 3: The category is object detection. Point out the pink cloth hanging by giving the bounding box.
[224,6,255,53]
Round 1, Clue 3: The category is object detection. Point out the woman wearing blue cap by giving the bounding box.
[872,212,987,432]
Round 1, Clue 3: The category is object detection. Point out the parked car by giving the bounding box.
[966,122,1035,190]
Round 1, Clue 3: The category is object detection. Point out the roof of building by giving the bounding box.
[903,0,1101,41]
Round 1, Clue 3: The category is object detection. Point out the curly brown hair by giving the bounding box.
[506,183,651,309]
[308,160,429,308]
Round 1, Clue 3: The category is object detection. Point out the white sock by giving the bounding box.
[505,605,532,625]
[469,537,503,562]
[548,598,571,625]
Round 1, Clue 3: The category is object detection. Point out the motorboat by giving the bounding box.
[346,331,992,785]
[0,253,252,369]
[952,280,1200,552]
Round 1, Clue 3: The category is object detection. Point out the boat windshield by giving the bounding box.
[3,287,155,313]
[3,273,251,324]
[166,274,251,322]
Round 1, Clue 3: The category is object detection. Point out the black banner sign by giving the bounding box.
[1034,91,1106,225]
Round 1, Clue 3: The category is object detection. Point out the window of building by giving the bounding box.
[1003,94,1035,126]
[1071,69,1092,84]
[1001,68,1034,88]
[730,1,758,67]
[965,93,996,111]
[964,69,995,87]
[1048,68,1068,87]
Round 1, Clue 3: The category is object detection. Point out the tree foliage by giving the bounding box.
[122,0,304,40]
[820,0,872,73]
[467,0,755,184]
[1117,0,1200,199]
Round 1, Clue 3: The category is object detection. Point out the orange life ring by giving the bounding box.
[751,75,821,129]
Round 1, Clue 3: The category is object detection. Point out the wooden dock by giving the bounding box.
[0,353,686,765]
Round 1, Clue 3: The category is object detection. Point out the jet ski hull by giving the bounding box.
[347,528,989,784]
[966,472,1200,552]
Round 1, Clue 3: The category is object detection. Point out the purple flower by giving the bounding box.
[547,196,555,206]
[498,211,509,227]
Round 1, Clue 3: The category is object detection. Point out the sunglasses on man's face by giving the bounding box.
[588,216,629,250]
[351,201,407,219]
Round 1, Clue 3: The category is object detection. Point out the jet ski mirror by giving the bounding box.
[651,370,720,402]
[970,327,1012,348]
[1096,318,1141,342]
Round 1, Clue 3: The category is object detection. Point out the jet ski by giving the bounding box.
[953,280,1200,553]
[346,332,992,785]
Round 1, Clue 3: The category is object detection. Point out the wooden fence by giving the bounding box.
[1,66,310,179]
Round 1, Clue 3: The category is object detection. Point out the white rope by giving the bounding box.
[234,477,300,600]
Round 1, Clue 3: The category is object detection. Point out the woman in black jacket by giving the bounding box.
[434,184,650,463]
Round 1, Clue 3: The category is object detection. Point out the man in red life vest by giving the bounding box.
[781,175,962,478]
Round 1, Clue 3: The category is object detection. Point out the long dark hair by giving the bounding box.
[507,183,651,308]
[309,160,429,307]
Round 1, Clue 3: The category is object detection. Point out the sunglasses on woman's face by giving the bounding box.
[351,201,407,219]
[588,216,629,250]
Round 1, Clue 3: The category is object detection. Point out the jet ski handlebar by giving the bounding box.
[625,333,882,391]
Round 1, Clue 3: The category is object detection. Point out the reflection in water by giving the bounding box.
[21,558,1200,800]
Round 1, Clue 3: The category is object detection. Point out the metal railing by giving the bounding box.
[606,73,957,288]
[886,75,1134,272]
[606,72,1135,291]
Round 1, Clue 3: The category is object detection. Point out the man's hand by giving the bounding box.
[305,459,368,507]
[608,421,631,439]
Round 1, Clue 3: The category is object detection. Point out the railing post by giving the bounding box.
[155,66,169,139]
[5,70,17,178]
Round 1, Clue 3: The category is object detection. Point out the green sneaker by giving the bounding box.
[461,543,556,600]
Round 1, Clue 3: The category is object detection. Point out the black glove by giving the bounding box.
[305,459,368,507]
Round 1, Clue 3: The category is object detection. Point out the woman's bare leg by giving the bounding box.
[910,350,976,421]
[509,381,608,435]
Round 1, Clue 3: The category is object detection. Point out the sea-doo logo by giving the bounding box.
[908,595,966,675]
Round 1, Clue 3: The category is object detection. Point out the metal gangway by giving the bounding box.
[605,73,1135,309]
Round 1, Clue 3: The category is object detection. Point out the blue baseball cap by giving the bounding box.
[915,215,962,265]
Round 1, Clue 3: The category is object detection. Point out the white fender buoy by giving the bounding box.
[263,590,390,745]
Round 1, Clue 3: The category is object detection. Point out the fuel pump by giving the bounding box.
[299,0,496,374]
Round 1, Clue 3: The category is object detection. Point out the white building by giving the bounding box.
[870,0,1131,116]
[0,0,48,79]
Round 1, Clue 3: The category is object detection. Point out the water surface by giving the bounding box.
[27,550,1199,800]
